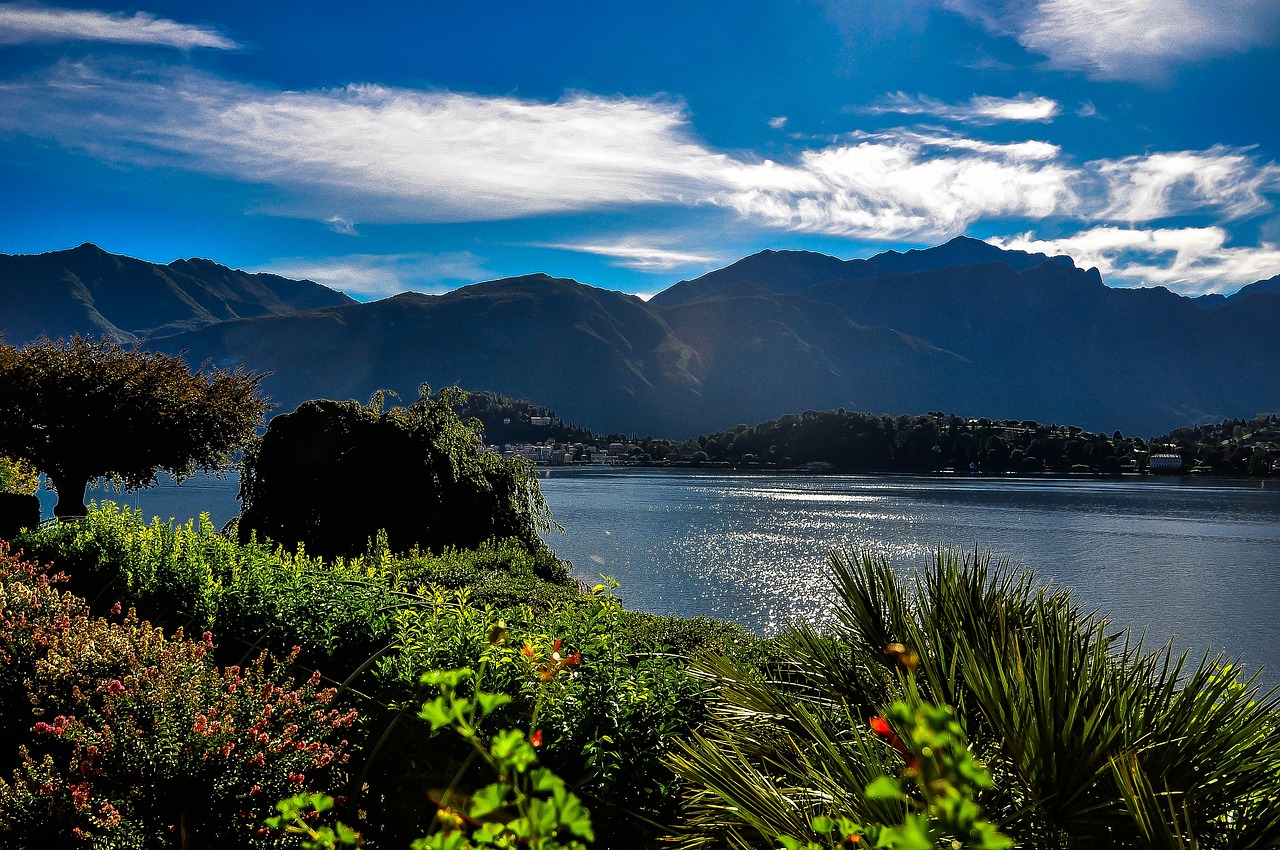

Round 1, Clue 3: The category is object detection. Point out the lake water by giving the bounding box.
[536,469,1280,683]
[35,469,1280,683]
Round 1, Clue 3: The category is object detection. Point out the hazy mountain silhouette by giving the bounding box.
[5,241,1278,437]
[0,243,354,344]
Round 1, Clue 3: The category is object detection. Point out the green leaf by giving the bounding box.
[864,775,906,801]
[474,691,512,718]
[421,668,473,688]
[417,696,457,731]
[469,782,510,819]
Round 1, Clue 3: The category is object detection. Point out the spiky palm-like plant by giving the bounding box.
[669,548,1280,849]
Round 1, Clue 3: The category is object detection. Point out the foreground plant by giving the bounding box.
[271,624,595,850]
[671,548,1280,849]
[0,541,356,848]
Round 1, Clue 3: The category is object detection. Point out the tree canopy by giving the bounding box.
[237,386,553,559]
[0,336,268,517]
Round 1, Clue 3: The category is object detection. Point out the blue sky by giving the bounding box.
[2,0,1279,299]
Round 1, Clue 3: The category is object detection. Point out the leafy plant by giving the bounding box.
[669,548,1280,849]
[0,455,39,496]
[0,540,357,848]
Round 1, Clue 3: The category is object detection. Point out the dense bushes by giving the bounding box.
[18,505,1280,848]
[0,541,354,848]
[13,504,752,849]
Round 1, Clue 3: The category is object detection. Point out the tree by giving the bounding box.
[237,386,553,559]
[0,336,268,518]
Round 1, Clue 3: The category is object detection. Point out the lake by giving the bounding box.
[37,469,1280,682]
[535,469,1280,683]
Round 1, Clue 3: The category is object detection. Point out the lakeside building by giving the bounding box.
[1149,453,1183,472]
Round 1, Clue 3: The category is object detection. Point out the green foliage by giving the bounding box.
[0,540,355,847]
[447,389,596,446]
[15,504,725,848]
[670,548,1280,849]
[777,691,1011,850]
[0,335,267,517]
[659,409,1280,475]
[239,387,555,560]
[0,455,39,495]
[413,664,595,850]
[372,582,713,848]
[268,793,365,849]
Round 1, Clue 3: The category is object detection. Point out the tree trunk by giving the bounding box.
[48,472,88,519]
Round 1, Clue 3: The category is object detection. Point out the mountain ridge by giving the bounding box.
[3,241,1278,437]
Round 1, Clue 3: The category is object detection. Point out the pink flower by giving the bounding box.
[106,679,125,696]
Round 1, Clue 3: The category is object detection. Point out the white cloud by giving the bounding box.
[3,62,1278,245]
[1091,146,1280,222]
[1076,101,1098,118]
[717,130,1078,239]
[0,3,237,49]
[535,240,721,272]
[768,115,788,129]
[0,62,740,223]
[990,226,1280,294]
[265,252,492,300]
[325,215,358,236]
[944,0,1280,82]
[867,91,1060,123]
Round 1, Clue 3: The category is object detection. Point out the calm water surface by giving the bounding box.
[40,469,1280,681]
[537,469,1280,682]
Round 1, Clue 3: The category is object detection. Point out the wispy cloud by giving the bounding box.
[264,252,492,300]
[1092,146,1280,222]
[535,240,721,272]
[866,91,1060,123]
[3,62,1278,251]
[0,62,736,223]
[768,115,788,130]
[325,215,358,236]
[990,227,1280,294]
[0,3,238,49]
[944,0,1280,82]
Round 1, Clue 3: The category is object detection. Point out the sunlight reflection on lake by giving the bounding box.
[537,469,1280,684]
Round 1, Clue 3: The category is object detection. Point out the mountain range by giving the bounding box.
[2,238,1278,438]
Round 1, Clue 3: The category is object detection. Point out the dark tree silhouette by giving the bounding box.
[237,386,553,559]
[0,336,268,518]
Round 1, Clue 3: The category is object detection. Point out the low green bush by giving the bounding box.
[12,505,743,849]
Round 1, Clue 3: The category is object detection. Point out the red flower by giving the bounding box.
[869,716,917,769]
[530,729,544,748]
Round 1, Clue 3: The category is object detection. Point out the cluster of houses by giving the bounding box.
[491,439,643,466]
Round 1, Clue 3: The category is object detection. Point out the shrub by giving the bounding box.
[238,389,553,560]
[0,540,357,848]
[669,548,1280,849]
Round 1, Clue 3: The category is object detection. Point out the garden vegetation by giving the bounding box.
[2,341,1278,848]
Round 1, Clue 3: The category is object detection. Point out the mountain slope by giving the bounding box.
[6,241,1279,437]
[0,243,354,344]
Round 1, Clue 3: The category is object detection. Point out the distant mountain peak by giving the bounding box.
[867,236,1076,275]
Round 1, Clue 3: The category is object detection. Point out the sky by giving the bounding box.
[2,0,1279,300]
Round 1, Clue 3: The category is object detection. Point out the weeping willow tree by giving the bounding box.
[669,549,1280,849]
[238,385,554,560]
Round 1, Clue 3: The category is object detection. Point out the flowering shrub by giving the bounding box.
[0,540,357,847]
